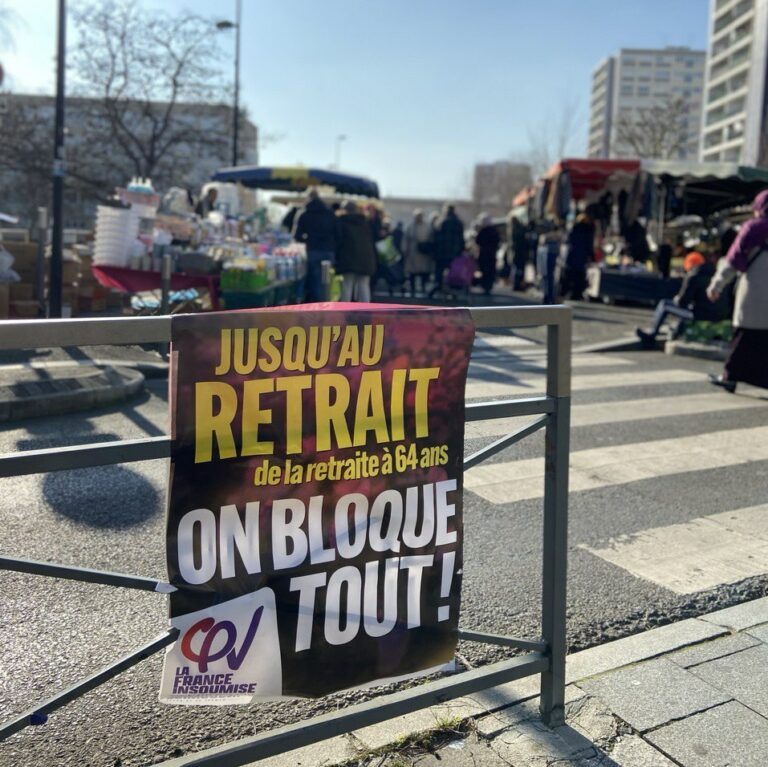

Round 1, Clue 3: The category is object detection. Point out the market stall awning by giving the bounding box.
[211,166,380,198]
[545,158,641,200]
[640,160,768,216]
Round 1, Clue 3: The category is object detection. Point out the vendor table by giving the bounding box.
[587,267,681,306]
[92,265,221,311]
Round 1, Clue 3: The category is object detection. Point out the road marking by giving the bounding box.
[470,354,636,374]
[464,425,768,505]
[465,368,703,398]
[581,505,768,594]
[473,335,538,353]
[464,392,764,439]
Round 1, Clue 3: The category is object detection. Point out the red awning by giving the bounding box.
[545,158,640,200]
[512,185,536,207]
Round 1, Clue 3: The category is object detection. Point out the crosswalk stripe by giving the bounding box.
[464,392,764,439]
[464,425,768,505]
[580,505,768,594]
[465,368,703,399]
[470,354,637,373]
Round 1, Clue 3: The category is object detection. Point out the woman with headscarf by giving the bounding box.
[706,189,768,392]
[475,215,500,295]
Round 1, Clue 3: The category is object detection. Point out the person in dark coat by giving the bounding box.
[509,216,529,290]
[560,214,595,300]
[293,189,338,302]
[429,204,464,297]
[657,240,673,279]
[636,250,730,347]
[475,215,500,295]
[336,201,378,302]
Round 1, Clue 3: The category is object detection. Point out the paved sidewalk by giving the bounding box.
[251,597,768,766]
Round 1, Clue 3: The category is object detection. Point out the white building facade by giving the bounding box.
[588,47,706,160]
[700,0,768,165]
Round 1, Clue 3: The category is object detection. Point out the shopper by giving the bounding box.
[404,210,433,296]
[293,189,338,302]
[706,189,768,393]
[336,201,378,303]
[475,215,500,295]
[195,187,218,218]
[509,216,528,290]
[560,214,595,300]
[537,225,562,305]
[430,204,465,297]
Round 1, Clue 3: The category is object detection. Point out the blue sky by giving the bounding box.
[2,0,709,197]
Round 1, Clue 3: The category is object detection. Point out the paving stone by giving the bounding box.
[667,631,759,668]
[608,735,677,766]
[689,644,768,718]
[578,658,730,732]
[411,733,517,766]
[252,734,356,767]
[491,718,617,767]
[565,618,726,683]
[476,685,587,738]
[746,622,768,643]
[646,701,768,767]
[700,596,768,631]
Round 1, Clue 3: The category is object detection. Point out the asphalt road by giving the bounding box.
[1,306,767,767]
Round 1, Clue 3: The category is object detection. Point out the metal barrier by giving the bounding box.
[0,305,571,766]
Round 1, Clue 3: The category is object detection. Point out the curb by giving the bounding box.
[251,597,768,767]
[0,365,145,421]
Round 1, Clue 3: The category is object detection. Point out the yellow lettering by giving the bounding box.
[315,373,352,451]
[275,375,312,454]
[195,382,238,463]
[353,370,389,445]
[232,328,258,375]
[214,329,232,375]
[241,379,275,456]
[260,328,281,373]
[360,324,384,365]
[337,326,360,366]
[409,367,439,438]
[390,368,407,441]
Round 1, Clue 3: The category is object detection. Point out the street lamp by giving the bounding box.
[216,0,241,167]
[334,134,347,170]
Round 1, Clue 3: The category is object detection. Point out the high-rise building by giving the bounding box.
[588,47,706,160]
[700,0,768,165]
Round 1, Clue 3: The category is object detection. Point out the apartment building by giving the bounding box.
[700,0,768,165]
[588,47,706,160]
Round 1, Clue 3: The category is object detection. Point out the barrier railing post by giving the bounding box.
[540,315,571,727]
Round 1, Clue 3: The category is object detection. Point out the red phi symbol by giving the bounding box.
[180,606,264,673]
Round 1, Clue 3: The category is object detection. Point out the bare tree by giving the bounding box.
[523,97,583,180]
[613,97,691,160]
[69,0,231,185]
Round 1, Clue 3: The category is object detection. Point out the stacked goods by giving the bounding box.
[74,245,111,314]
[93,206,139,267]
[1,240,41,318]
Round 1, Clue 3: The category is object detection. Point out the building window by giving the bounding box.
[620,86,633,96]
[637,86,650,96]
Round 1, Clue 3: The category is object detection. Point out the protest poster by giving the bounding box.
[160,305,475,704]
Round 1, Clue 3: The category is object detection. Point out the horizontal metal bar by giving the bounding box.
[463,415,549,470]
[154,653,548,767]
[465,397,554,421]
[0,629,179,741]
[0,556,176,593]
[0,306,570,352]
[0,436,171,477]
[458,629,548,653]
[0,316,172,349]
[469,305,572,329]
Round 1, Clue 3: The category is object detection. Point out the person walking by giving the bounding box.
[706,189,768,393]
[403,209,434,296]
[509,216,529,290]
[292,189,338,302]
[475,215,500,295]
[430,204,464,297]
[336,201,378,303]
[537,225,562,305]
[560,213,595,300]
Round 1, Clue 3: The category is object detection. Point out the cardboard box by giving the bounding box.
[10,282,35,301]
[12,300,40,318]
[2,242,39,273]
[0,284,9,319]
